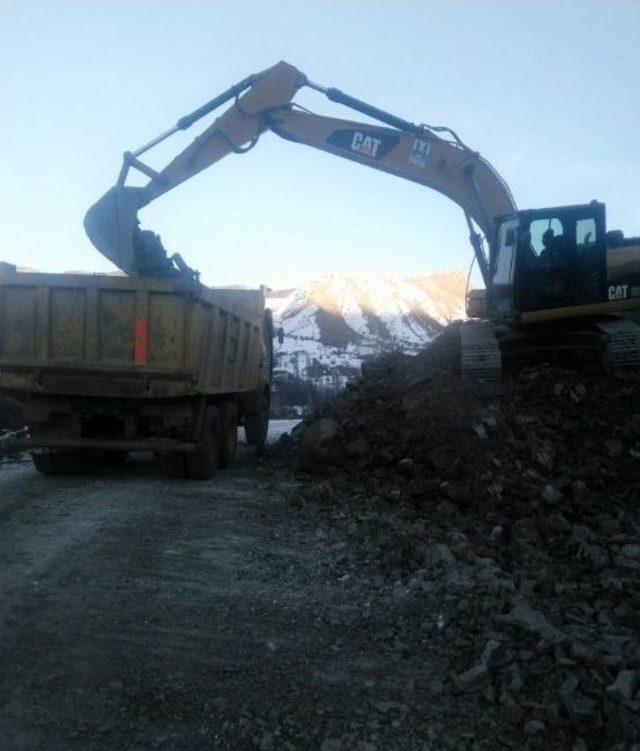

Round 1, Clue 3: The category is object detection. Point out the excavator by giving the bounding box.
[84,61,640,380]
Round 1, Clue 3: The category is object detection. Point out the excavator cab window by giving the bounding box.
[514,204,606,312]
[529,218,565,261]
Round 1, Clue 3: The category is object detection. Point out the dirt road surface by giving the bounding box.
[0,423,453,751]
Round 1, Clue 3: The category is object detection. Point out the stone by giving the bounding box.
[320,740,343,751]
[453,663,489,692]
[535,445,554,471]
[301,418,340,456]
[621,544,640,560]
[564,691,598,721]
[559,676,579,698]
[422,543,456,568]
[546,511,571,533]
[435,500,458,519]
[397,457,414,476]
[496,604,561,639]
[524,719,546,735]
[541,484,563,505]
[472,421,488,440]
[345,437,369,457]
[427,446,451,471]
[605,670,637,703]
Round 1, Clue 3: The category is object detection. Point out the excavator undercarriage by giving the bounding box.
[460,316,640,385]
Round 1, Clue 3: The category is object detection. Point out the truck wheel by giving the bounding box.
[244,397,269,448]
[218,401,238,468]
[32,450,94,476]
[32,451,60,475]
[163,453,187,478]
[186,406,221,480]
[102,450,128,464]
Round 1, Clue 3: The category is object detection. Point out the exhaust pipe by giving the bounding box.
[83,186,146,276]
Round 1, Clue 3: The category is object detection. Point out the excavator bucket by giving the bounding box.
[83,186,145,276]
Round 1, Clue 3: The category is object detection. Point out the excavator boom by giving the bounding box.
[84,61,516,280]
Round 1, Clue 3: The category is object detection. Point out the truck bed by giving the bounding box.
[0,264,267,400]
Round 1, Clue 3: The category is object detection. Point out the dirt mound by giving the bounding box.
[286,330,640,749]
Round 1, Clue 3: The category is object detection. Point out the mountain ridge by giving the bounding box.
[267,269,467,391]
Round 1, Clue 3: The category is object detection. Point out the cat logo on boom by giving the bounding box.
[608,284,629,301]
[350,131,382,158]
[326,129,399,160]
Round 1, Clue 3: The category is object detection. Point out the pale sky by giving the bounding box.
[1,1,638,288]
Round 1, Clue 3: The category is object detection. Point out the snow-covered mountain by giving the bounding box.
[267,270,467,393]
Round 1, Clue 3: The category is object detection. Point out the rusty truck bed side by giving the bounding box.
[0,266,266,400]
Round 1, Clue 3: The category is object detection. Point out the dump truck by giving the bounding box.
[0,262,274,478]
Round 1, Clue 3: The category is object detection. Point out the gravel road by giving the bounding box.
[0,423,448,751]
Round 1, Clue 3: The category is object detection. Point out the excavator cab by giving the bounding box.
[489,202,607,318]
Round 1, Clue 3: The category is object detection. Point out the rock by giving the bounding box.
[614,555,640,572]
[512,518,538,541]
[558,676,579,698]
[397,457,414,476]
[320,740,343,751]
[345,437,369,457]
[419,543,455,568]
[301,418,340,456]
[524,719,546,735]
[546,511,571,533]
[496,604,561,639]
[427,446,451,471]
[535,444,555,471]
[480,639,503,667]
[541,484,563,505]
[435,500,458,519]
[472,422,488,440]
[603,438,623,457]
[453,663,489,692]
[605,670,637,703]
[621,544,640,560]
[563,691,599,721]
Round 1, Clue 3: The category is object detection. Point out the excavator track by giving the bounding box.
[596,318,640,371]
[460,321,502,384]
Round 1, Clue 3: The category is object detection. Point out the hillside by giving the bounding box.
[267,270,467,393]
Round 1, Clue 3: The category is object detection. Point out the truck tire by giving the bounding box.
[101,450,128,464]
[218,401,238,468]
[163,452,187,478]
[186,406,221,480]
[32,450,94,476]
[244,396,269,448]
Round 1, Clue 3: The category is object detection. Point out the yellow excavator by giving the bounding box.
[85,61,640,380]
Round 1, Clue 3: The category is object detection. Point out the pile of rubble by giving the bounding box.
[285,340,640,749]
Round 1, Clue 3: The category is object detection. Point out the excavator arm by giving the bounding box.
[84,61,516,284]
